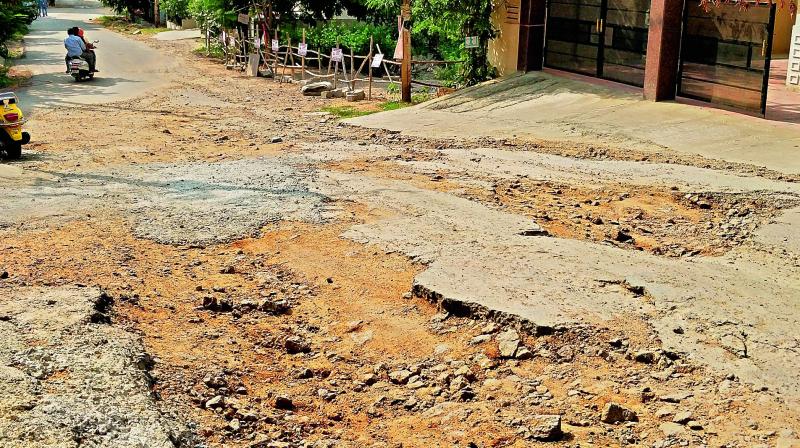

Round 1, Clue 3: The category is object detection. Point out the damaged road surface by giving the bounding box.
[0,287,192,447]
[2,7,800,448]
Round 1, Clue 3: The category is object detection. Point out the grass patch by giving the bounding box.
[380,101,410,112]
[193,43,225,59]
[322,101,412,119]
[321,106,375,119]
[95,15,167,36]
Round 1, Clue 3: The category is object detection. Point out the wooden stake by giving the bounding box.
[273,29,278,81]
[350,47,355,91]
[401,28,411,102]
[333,39,340,90]
[368,36,374,100]
[374,44,391,83]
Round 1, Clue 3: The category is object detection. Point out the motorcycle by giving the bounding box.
[69,40,99,82]
[0,93,31,160]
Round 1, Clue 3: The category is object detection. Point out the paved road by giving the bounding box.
[9,6,182,109]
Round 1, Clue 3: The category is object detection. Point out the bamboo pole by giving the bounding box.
[301,29,306,81]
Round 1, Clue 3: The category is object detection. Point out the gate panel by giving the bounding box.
[545,0,604,75]
[678,2,776,114]
[602,0,650,86]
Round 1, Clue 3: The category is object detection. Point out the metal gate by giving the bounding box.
[678,2,776,115]
[544,0,650,86]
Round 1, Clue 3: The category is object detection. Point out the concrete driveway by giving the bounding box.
[350,71,800,176]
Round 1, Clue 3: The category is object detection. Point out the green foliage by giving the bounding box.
[193,42,225,58]
[355,0,497,86]
[412,0,497,86]
[283,22,394,56]
[188,0,226,31]
[100,0,152,18]
[0,0,36,58]
[161,0,190,21]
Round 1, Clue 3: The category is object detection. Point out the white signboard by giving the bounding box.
[253,37,261,47]
[298,43,308,56]
[331,48,343,63]
[271,39,279,52]
[371,53,384,68]
[465,36,479,48]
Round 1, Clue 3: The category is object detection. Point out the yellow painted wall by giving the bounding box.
[773,10,794,57]
[489,1,521,76]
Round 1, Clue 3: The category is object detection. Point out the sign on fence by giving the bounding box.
[253,37,261,47]
[271,39,279,52]
[237,13,249,24]
[371,53,384,68]
[331,48,343,62]
[298,43,308,57]
[465,36,480,48]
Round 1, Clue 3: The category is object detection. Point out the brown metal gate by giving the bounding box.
[678,2,776,115]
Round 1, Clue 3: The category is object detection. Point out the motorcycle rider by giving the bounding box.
[77,28,98,72]
[64,27,96,73]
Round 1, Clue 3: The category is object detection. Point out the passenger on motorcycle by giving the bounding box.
[64,27,96,73]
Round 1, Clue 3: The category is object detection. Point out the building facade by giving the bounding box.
[489,0,794,115]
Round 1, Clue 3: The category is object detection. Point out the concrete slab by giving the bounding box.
[348,72,800,176]
[154,29,202,41]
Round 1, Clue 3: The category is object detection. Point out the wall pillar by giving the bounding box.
[517,0,547,71]
[643,0,684,100]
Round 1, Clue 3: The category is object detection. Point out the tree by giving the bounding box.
[364,0,497,86]
[161,0,190,21]
[0,0,37,58]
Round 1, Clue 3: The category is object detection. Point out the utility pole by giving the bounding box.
[400,0,412,103]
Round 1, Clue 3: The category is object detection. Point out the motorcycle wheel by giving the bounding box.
[4,141,22,160]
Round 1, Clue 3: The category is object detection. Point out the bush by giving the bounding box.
[161,0,190,21]
[0,0,36,58]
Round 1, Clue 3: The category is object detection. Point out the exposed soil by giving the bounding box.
[2,18,799,448]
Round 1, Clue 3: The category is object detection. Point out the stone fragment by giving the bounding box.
[687,420,703,430]
[496,329,521,358]
[389,369,413,384]
[301,81,332,96]
[634,350,657,364]
[274,395,294,410]
[284,336,310,354]
[345,89,365,102]
[673,411,692,424]
[529,414,563,441]
[660,422,686,437]
[470,334,492,345]
[205,395,224,409]
[515,347,534,360]
[600,402,638,424]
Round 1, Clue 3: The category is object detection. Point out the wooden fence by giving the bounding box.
[216,28,463,100]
